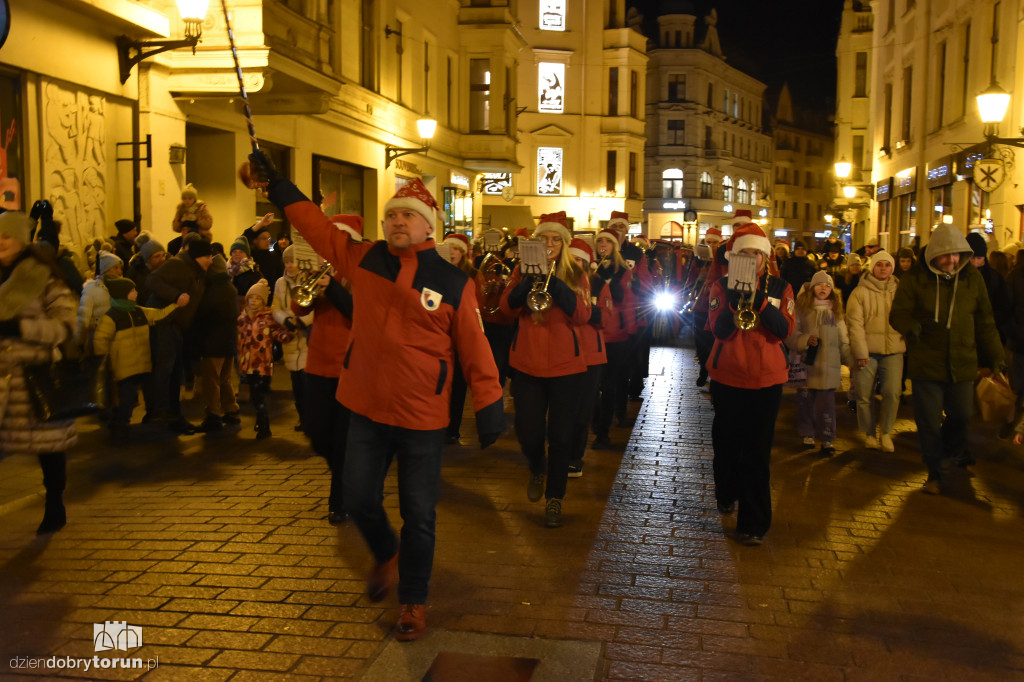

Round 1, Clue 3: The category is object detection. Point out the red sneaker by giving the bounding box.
[366,553,398,602]
[395,603,426,641]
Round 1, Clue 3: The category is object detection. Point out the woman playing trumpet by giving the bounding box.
[706,223,795,546]
[500,212,591,528]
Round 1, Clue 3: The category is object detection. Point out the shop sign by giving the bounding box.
[893,168,916,197]
[875,177,892,202]
[926,156,954,188]
[449,171,470,188]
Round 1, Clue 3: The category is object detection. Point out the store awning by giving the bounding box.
[482,204,536,231]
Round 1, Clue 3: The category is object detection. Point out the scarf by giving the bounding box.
[812,297,835,328]
[109,298,138,313]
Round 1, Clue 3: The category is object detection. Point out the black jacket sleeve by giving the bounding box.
[548,276,578,317]
[323,278,353,320]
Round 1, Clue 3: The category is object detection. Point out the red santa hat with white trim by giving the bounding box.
[384,178,441,232]
[444,232,469,252]
[597,225,623,249]
[331,214,364,241]
[533,211,572,244]
[704,226,723,242]
[731,209,754,226]
[725,222,772,260]
[569,237,593,264]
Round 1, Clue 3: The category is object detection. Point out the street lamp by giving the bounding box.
[834,157,852,179]
[975,80,1024,148]
[385,118,438,169]
[118,0,209,84]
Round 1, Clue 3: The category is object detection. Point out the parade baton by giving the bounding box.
[221,0,258,153]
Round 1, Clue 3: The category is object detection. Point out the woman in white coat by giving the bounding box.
[272,245,312,430]
[845,251,905,452]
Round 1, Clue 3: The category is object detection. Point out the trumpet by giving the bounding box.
[480,253,510,315]
[733,289,759,330]
[291,261,332,307]
[527,266,555,312]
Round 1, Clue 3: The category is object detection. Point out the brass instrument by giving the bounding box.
[733,288,759,330]
[526,266,555,312]
[479,252,510,315]
[291,261,333,307]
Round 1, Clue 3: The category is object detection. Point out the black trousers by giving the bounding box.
[570,363,604,464]
[511,369,585,500]
[595,341,629,437]
[627,330,650,398]
[483,322,514,387]
[693,312,714,377]
[709,381,783,537]
[304,372,351,512]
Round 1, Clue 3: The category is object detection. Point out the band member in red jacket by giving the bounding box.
[291,214,362,525]
[246,154,503,642]
[566,238,606,477]
[501,212,591,528]
[592,225,635,447]
[706,223,795,546]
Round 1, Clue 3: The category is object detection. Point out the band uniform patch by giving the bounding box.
[787,298,794,315]
[709,296,720,311]
[421,287,443,311]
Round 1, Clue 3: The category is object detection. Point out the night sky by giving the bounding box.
[629,0,845,118]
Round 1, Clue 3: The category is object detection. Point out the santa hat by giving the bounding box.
[597,225,623,248]
[607,209,630,231]
[569,237,593,264]
[444,232,470,252]
[246,278,271,305]
[725,223,771,260]
[384,179,440,232]
[731,209,754,225]
[534,211,572,244]
[332,214,364,241]
[704,227,723,241]
[514,227,532,239]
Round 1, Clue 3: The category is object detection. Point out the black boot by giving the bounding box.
[37,452,67,535]
[255,410,271,440]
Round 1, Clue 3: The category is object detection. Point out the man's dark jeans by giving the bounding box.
[343,412,445,605]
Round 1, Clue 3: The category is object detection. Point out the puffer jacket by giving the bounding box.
[787,302,850,390]
[92,302,178,381]
[890,223,1003,382]
[846,272,905,359]
[272,273,312,372]
[237,307,292,377]
[77,276,112,348]
[0,253,78,455]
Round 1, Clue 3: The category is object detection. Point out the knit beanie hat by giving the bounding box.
[792,239,807,251]
[246,278,270,305]
[725,223,771,260]
[188,238,214,259]
[0,211,33,246]
[140,238,165,261]
[846,253,863,267]
[384,179,440,232]
[534,211,572,244]
[282,244,295,263]
[867,250,895,271]
[897,247,915,260]
[810,270,834,289]
[444,232,470,252]
[331,214,364,241]
[181,183,198,200]
[98,251,123,275]
[966,232,988,257]
[208,253,228,275]
[115,219,136,235]
[569,237,594,264]
[230,237,251,257]
[106,277,136,301]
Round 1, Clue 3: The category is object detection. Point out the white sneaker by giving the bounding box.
[802,437,815,447]
[880,434,894,452]
[864,434,879,450]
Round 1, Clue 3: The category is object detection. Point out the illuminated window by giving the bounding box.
[662,168,683,199]
[470,58,490,132]
[737,179,748,204]
[722,175,733,202]
[538,147,563,195]
[540,0,565,31]
[700,172,713,199]
[538,63,565,113]
[482,173,512,195]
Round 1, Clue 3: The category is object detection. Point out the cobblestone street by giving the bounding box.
[1,345,1023,680]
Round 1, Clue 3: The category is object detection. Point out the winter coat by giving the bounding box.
[706,272,796,390]
[501,265,593,378]
[578,274,607,367]
[1005,262,1024,354]
[237,307,291,377]
[0,252,78,455]
[228,256,263,304]
[126,255,157,305]
[272,273,312,372]
[292,277,351,378]
[846,273,905,359]
[145,251,207,329]
[975,262,1012,346]
[274,186,503,432]
[92,302,178,381]
[195,270,239,358]
[77,276,112,348]
[173,200,213,233]
[111,234,136,267]
[889,224,1003,382]
[787,302,850,391]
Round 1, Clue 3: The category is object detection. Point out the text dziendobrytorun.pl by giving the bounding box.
[9,656,159,672]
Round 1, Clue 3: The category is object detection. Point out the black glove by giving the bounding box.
[475,398,505,449]
[548,276,578,317]
[506,276,533,309]
[608,269,626,303]
[753,290,766,310]
[0,318,20,337]
[284,318,298,332]
[247,149,283,184]
[30,200,53,222]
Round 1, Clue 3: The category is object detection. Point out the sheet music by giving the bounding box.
[694,243,712,261]
[482,229,504,253]
[727,252,758,293]
[518,239,550,276]
[289,228,324,272]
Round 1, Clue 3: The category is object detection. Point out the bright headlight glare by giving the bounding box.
[654,292,676,311]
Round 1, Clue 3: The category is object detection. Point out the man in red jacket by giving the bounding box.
[246,153,503,642]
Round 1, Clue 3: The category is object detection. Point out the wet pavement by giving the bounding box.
[1,344,1023,680]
